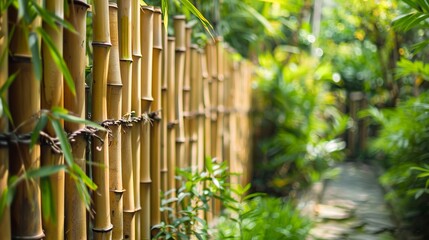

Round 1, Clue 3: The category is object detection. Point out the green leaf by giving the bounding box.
[30,112,48,150]
[36,27,76,95]
[0,96,12,124]
[162,0,168,30]
[178,0,214,36]
[52,108,106,131]
[29,31,42,81]
[243,193,266,201]
[72,163,97,190]
[41,177,56,223]
[51,118,74,166]
[25,165,66,179]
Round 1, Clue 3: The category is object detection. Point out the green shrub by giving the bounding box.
[216,196,311,240]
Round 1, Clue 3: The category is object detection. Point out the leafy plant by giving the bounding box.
[216,196,311,240]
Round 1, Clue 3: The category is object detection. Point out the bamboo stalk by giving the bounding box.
[160,21,168,195]
[197,49,205,174]
[8,5,44,239]
[206,41,218,161]
[118,0,135,239]
[131,0,142,239]
[139,6,154,240]
[107,2,124,239]
[91,0,113,238]
[41,1,65,239]
[149,7,162,237]
[229,57,239,187]
[166,37,176,201]
[183,26,192,169]
[0,8,10,240]
[189,46,199,172]
[64,1,89,239]
[201,50,212,223]
[173,16,186,183]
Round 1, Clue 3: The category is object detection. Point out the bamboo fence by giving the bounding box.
[0,2,254,239]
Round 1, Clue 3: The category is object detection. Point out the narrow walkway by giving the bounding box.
[304,162,397,240]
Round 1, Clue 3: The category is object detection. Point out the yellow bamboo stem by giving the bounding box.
[64,1,89,239]
[189,46,199,172]
[229,57,239,187]
[197,50,205,174]
[166,37,176,199]
[160,21,168,195]
[0,8,10,240]
[173,16,186,181]
[201,51,212,223]
[139,6,154,240]
[118,0,135,239]
[149,7,162,237]
[9,5,43,239]
[107,2,124,239]
[183,26,192,169]
[206,41,218,162]
[41,1,65,239]
[92,0,113,238]
[131,0,142,239]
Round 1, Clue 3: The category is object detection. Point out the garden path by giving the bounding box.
[301,162,397,240]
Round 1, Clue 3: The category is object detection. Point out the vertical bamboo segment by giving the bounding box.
[0,8,10,240]
[206,41,218,161]
[92,0,113,238]
[118,0,135,239]
[41,1,65,239]
[229,58,239,187]
[183,26,192,169]
[107,2,124,239]
[8,5,43,239]
[160,22,168,194]
[139,6,154,240]
[64,1,89,239]
[201,51,212,223]
[197,50,205,174]
[173,16,186,180]
[131,0,142,239]
[149,7,162,237]
[166,37,176,197]
[189,46,199,172]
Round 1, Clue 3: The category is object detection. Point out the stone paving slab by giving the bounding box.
[303,162,398,240]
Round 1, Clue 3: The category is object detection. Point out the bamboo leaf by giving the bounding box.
[52,108,106,131]
[29,31,42,81]
[25,165,67,179]
[51,118,74,166]
[40,177,56,223]
[36,27,76,95]
[240,2,275,35]
[178,0,214,35]
[0,96,12,124]
[162,0,168,30]
[71,163,97,190]
[33,3,76,34]
[30,112,48,150]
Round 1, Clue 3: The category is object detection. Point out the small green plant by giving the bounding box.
[216,194,311,240]
[152,158,230,239]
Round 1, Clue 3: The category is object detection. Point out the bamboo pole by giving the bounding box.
[201,50,212,223]
[64,1,89,239]
[229,57,239,187]
[140,6,154,240]
[197,49,205,174]
[160,21,168,195]
[206,41,218,162]
[41,1,65,239]
[91,0,113,238]
[9,5,44,239]
[0,7,10,240]
[166,37,176,200]
[173,16,186,183]
[189,46,199,172]
[149,7,162,237]
[131,0,142,239]
[107,2,124,239]
[118,0,135,239]
[183,26,192,169]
